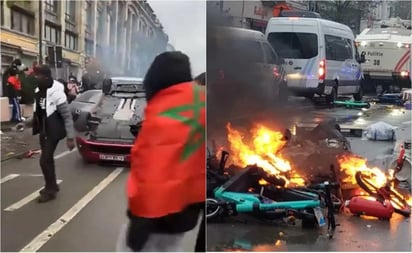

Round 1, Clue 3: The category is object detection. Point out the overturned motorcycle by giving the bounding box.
[207,150,341,239]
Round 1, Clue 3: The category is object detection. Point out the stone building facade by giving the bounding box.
[1,0,168,96]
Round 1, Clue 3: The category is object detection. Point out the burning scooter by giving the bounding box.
[345,145,412,219]
[207,149,340,239]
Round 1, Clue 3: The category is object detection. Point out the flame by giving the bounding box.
[338,154,387,187]
[226,123,305,186]
[338,153,412,208]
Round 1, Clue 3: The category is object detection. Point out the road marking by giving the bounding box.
[54,148,77,160]
[19,168,124,252]
[4,180,63,212]
[0,174,20,184]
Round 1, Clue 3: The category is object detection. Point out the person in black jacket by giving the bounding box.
[33,65,76,202]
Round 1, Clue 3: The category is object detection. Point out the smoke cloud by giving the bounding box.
[148,0,206,77]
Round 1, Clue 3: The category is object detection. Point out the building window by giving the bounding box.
[85,39,94,56]
[11,9,35,35]
[65,32,78,51]
[44,23,61,44]
[86,1,93,32]
[45,0,57,13]
[65,0,76,22]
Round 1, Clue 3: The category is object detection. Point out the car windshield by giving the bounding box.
[267,32,318,59]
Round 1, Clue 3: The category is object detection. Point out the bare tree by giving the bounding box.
[316,1,377,33]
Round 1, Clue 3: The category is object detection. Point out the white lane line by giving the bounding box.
[19,167,124,252]
[0,174,20,184]
[1,150,75,185]
[54,148,77,160]
[4,180,63,212]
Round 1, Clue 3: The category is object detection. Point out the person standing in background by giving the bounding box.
[5,59,24,122]
[66,75,79,103]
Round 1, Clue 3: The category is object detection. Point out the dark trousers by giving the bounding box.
[9,97,22,122]
[39,134,60,192]
[194,212,206,252]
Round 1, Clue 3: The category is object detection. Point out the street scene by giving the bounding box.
[1,0,206,252]
[206,0,411,252]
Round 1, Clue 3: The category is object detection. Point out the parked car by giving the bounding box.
[207,26,288,122]
[70,77,146,164]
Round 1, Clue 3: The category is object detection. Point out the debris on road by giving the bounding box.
[24,149,42,158]
[365,122,396,141]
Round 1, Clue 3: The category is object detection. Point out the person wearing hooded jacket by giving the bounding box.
[120,51,206,252]
[33,65,76,202]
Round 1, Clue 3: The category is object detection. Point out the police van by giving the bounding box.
[265,13,364,102]
[356,23,411,93]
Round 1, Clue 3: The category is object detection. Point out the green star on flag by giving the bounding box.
[159,85,205,162]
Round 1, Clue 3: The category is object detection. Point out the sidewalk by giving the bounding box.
[1,127,39,162]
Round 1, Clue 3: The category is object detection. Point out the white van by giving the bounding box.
[265,16,365,102]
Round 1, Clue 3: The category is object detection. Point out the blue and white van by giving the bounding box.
[265,16,364,101]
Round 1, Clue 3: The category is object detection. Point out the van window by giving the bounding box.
[267,32,318,59]
[325,35,353,61]
[262,43,278,64]
[209,37,264,63]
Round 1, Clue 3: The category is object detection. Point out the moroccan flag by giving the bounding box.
[128,82,206,218]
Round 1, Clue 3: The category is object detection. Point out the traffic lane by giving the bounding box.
[37,172,128,252]
[1,150,122,252]
[206,213,410,251]
[0,138,76,176]
[38,171,200,252]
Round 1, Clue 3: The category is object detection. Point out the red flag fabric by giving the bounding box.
[128,82,206,218]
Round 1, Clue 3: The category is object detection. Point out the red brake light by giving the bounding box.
[273,66,280,78]
[319,60,326,81]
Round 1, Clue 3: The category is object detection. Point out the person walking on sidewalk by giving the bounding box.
[32,65,76,203]
[118,52,206,252]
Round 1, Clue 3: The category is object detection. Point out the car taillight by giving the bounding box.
[319,60,326,81]
[273,66,280,78]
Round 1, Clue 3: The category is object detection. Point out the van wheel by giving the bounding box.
[327,87,337,104]
[353,86,364,101]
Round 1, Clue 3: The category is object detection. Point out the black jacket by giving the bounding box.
[32,80,75,141]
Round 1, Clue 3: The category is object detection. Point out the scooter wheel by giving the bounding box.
[206,198,222,220]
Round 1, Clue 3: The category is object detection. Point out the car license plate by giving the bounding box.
[313,207,326,227]
[99,154,125,162]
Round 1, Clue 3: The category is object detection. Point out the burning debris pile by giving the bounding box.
[338,153,412,208]
[223,121,412,218]
[226,122,305,186]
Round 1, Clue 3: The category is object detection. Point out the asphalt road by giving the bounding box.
[1,143,199,252]
[207,97,412,252]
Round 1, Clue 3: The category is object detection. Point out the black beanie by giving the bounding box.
[143,51,192,101]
